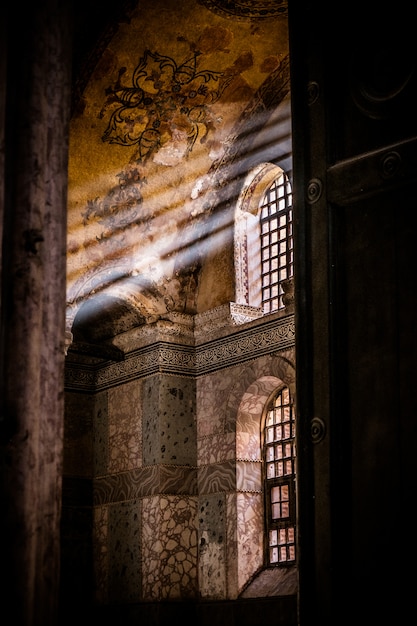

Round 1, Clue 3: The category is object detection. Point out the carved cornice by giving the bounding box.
[194,302,263,340]
[195,313,294,375]
[65,308,295,391]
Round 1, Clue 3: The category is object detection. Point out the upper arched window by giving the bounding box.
[259,173,293,313]
[235,163,293,315]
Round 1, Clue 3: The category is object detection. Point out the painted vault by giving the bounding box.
[67,0,290,345]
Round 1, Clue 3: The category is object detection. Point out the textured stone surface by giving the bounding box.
[142,375,196,466]
[142,495,198,600]
[64,392,94,476]
[108,380,142,473]
[108,499,142,603]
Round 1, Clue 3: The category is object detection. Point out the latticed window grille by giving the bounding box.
[259,172,293,313]
[264,386,296,565]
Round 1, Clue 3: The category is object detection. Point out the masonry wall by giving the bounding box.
[62,307,296,618]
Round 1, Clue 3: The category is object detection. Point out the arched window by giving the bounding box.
[235,163,293,315]
[263,385,296,566]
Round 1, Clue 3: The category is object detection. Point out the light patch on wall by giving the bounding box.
[152,129,189,166]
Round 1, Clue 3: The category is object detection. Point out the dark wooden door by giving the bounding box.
[289,3,417,623]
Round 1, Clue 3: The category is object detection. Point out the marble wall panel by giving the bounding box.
[142,495,198,600]
[237,388,273,434]
[143,375,196,466]
[158,465,198,495]
[64,391,94,476]
[196,370,234,438]
[93,390,108,477]
[225,361,281,433]
[159,376,196,466]
[93,505,108,604]
[107,380,142,473]
[198,492,227,599]
[236,460,262,492]
[94,465,197,505]
[94,466,158,505]
[236,430,260,461]
[216,490,264,599]
[108,499,142,603]
[142,376,160,465]
[198,460,236,495]
[236,491,264,593]
[197,431,235,466]
[226,493,239,599]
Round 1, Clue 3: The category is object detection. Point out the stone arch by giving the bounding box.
[66,261,180,343]
[225,352,296,432]
[226,353,296,596]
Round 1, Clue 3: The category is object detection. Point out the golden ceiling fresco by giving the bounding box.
[67,0,290,344]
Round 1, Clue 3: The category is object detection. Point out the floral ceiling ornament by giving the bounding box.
[100,49,234,163]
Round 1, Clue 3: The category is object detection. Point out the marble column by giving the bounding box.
[0,2,72,625]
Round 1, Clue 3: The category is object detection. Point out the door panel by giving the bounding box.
[289,3,417,623]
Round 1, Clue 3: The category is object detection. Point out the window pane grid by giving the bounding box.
[269,526,296,564]
[265,394,295,481]
[259,174,293,312]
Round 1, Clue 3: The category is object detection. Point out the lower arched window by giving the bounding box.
[263,385,296,565]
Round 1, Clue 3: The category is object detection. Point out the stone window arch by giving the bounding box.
[234,163,294,314]
[262,385,296,567]
[229,357,297,598]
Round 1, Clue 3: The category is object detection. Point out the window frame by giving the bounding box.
[234,163,294,315]
[262,385,296,567]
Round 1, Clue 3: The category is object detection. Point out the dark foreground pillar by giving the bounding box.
[0,3,72,625]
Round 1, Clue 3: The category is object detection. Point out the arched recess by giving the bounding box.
[226,354,297,598]
[66,261,179,346]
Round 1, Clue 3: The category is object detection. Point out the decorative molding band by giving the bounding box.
[94,465,198,506]
[195,314,294,375]
[198,460,236,495]
[65,312,295,391]
[197,459,262,495]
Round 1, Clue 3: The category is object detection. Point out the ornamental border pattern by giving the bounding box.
[65,313,295,391]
